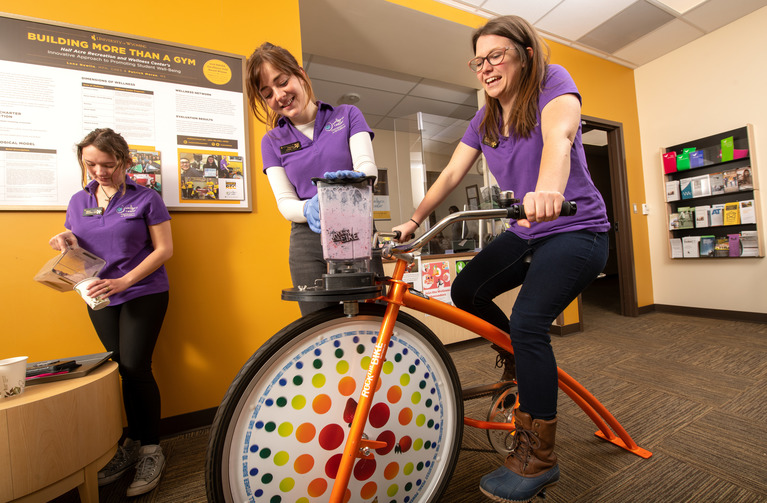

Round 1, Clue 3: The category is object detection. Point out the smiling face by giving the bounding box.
[259,62,315,125]
[474,34,524,105]
[81,145,124,189]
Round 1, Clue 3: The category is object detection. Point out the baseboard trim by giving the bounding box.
[652,304,767,323]
[549,322,583,337]
[158,407,218,438]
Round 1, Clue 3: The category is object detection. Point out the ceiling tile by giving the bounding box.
[535,0,637,41]
[362,113,386,129]
[429,120,471,144]
[410,79,479,107]
[390,95,478,121]
[478,0,562,22]
[578,0,676,53]
[305,55,420,94]
[683,0,767,32]
[432,0,486,16]
[309,79,406,116]
[612,18,703,66]
[422,113,470,127]
[655,0,707,15]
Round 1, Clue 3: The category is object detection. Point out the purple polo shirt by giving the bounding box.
[461,64,610,239]
[261,101,374,199]
[64,177,171,305]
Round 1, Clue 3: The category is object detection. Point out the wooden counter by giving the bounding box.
[0,362,122,503]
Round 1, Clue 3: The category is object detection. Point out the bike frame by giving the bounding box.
[327,211,652,503]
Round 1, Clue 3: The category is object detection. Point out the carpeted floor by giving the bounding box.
[52,276,767,502]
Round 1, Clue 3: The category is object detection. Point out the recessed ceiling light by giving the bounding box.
[338,92,361,105]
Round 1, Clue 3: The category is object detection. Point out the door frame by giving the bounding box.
[582,115,639,317]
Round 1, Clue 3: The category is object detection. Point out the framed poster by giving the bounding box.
[0,13,251,211]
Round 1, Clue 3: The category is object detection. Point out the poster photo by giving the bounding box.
[421,260,452,304]
[178,151,244,203]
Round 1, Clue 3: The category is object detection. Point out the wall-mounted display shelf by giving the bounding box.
[662,125,763,258]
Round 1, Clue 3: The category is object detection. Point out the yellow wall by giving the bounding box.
[2,0,655,424]
[1,1,304,419]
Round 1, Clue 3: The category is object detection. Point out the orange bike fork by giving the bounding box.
[328,262,410,503]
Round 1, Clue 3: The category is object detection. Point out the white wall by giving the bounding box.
[635,6,767,314]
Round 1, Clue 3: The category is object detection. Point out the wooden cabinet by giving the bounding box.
[662,125,763,258]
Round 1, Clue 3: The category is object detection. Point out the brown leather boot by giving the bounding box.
[491,343,516,382]
[479,408,560,502]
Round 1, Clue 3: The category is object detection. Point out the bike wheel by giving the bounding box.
[486,384,518,455]
[206,304,463,503]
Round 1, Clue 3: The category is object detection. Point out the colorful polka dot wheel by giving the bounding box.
[227,321,458,502]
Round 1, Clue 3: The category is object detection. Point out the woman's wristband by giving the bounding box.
[409,218,420,227]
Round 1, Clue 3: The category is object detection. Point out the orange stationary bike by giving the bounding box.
[205,196,651,503]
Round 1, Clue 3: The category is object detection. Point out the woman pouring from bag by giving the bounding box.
[49,128,172,497]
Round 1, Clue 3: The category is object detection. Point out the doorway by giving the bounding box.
[581,116,638,317]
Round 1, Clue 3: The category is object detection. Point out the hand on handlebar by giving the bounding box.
[518,191,566,228]
[391,220,418,243]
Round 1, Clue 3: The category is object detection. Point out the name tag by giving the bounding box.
[482,136,499,149]
[280,142,302,154]
[83,207,103,216]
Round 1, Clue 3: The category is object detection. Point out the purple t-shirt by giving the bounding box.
[461,64,610,239]
[65,177,171,305]
[261,101,374,199]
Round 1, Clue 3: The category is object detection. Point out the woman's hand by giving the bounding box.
[518,191,565,228]
[86,277,128,300]
[49,231,78,251]
[392,220,419,243]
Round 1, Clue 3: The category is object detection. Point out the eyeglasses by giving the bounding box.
[468,47,512,72]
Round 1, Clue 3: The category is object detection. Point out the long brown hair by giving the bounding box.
[471,15,549,144]
[245,42,317,129]
[76,128,132,194]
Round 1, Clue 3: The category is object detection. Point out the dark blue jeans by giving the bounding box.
[88,291,168,445]
[451,230,608,419]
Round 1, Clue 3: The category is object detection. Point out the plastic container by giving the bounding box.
[315,176,376,277]
[34,247,106,292]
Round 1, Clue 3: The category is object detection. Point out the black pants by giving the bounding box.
[88,291,169,445]
[452,230,608,419]
[289,222,336,316]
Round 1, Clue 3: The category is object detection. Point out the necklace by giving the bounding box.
[101,185,116,202]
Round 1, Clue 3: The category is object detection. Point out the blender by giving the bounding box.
[282,175,382,306]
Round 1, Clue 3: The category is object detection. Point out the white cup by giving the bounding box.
[74,277,111,310]
[0,356,29,399]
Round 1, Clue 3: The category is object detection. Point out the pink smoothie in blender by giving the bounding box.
[316,176,375,275]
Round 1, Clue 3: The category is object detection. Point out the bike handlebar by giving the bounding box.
[381,201,576,257]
